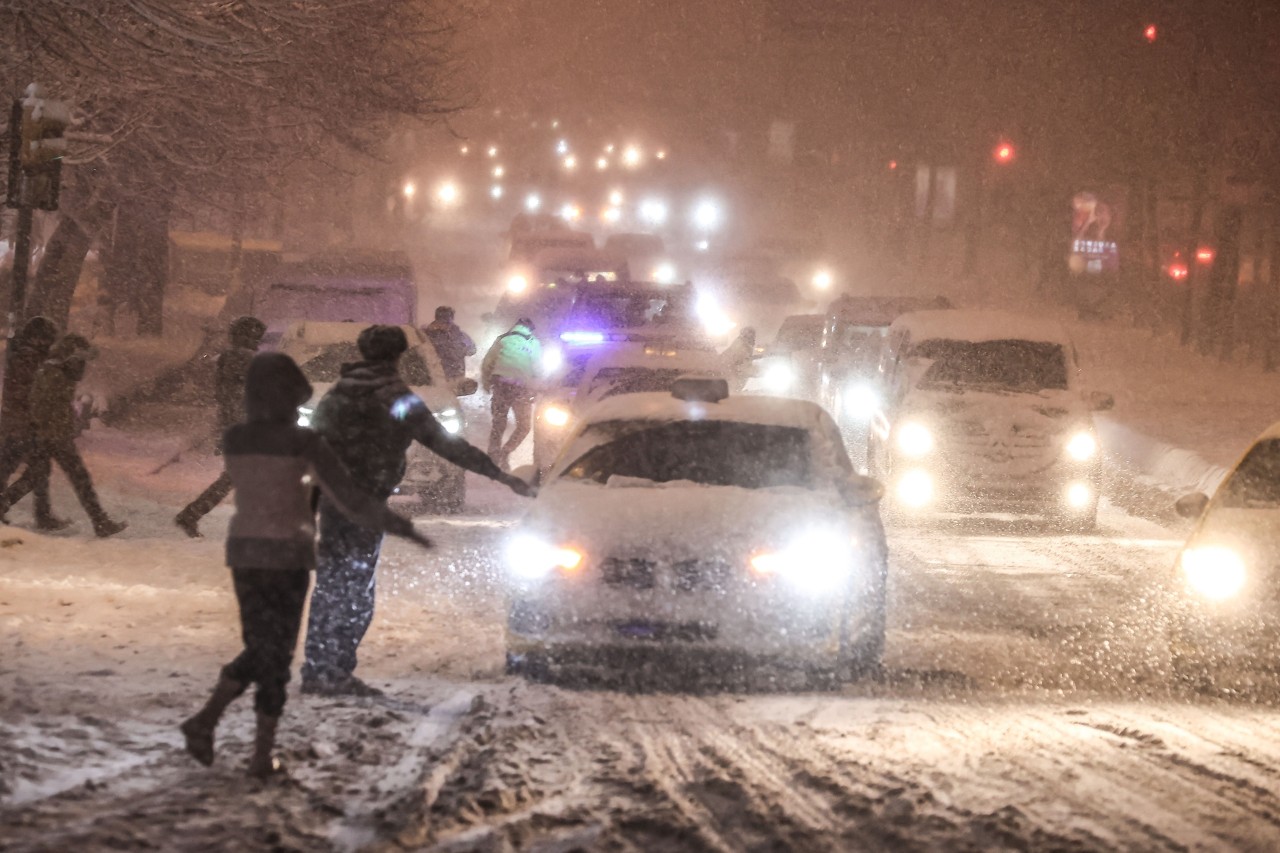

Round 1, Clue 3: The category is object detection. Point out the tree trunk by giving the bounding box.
[105,199,171,337]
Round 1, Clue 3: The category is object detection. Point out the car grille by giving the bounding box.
[601,557,731,592]
[942,419,1061,471]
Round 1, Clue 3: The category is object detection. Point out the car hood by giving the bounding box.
[520,479,856,563]
[904,386,1087,424]
[1192,506,1280,566]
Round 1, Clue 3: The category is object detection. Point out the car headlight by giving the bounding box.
[1180,546,1247,601]
[749,528,854,595]
[896,469,934,508]
[507,273,529,294]
[297,405,315,428]
[652,262,677,284]
[542,405,571,427]
[438,407,462,435]
[1066,430,1098,461]
[506,534,584,581]
[541,346,564,374]
[844,383,880,421]
[762,362,794,393]
[895,421,933,457]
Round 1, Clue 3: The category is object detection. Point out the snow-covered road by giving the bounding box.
[8,490,1280,851]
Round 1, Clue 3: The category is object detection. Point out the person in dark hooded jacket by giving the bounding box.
[0,333,126,536]
[301,324,533,696]
[174,315,267,537]
[0,316,59,513]
[180,352,431,779]
[422,305,475,381]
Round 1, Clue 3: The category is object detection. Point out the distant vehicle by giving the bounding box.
[603,233,676,283]
[279,321,472,513]
[533,344,728,477]
[822,295,954,433]
[492,246,626,330]
[751,314,828,400]
[866,310,1113,529]
[168,230,282,296]
[706,254,815,341]
[1167,424,1280,688]
[251,250,418,345]
[507,229,595,264]
[504,378,889,684]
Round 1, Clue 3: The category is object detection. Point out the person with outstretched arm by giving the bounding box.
[180,352,431,780]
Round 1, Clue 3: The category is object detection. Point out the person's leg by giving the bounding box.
[48,440,125,537]
[175,471,233,537]
[246,568,310,779]
[501,388,534,458]
[488,381,512,459]
[181,567,257,766]
[303,500,383,688]
[0,438,37,521]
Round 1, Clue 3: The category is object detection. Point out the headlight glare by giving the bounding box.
[762,362,794,393]
[1066,431,1098,461]
[896,421,933,457]
[844,383,880,421]
[507,534,584,581]
[749,529,853,595]
[1180,546,1247,601]
[297,405,315,428]
[541,346,564,374]
[438,407,462,435]
[896,469,934,508]
[543,405,571,427]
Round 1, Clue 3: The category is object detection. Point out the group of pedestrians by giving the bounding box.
[0,316,126,536]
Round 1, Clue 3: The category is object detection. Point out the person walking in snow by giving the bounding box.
[300,324,533,697]
[422,305,476,381]
[0,333,127,537]
[481,317,542,470]
[180,352,432,779]
[174,315,267,537]
[0,316,59,514]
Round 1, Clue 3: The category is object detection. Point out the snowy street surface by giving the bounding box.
[7,481,1280,851]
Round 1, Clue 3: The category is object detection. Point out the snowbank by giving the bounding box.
[1097,415,1229,498]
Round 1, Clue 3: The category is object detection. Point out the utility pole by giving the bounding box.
[1178,16,1209,348]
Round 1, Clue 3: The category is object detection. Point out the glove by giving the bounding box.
[503,474,537,498]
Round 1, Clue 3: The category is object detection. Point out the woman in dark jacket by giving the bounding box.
[180,352,430,779]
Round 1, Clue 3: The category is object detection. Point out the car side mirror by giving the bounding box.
[510,463,540,488]
[453,377,479,397]
[1175,492,1209,519]
[1088,391,1115,412]
[841,474,885,507]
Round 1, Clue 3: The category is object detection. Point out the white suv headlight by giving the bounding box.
[749,528,854,595]
[1066,430,1098,461]
[896,421,933,457]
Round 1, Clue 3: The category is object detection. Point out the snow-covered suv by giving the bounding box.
[867,310,1113,529]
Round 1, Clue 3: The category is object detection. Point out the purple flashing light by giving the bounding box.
[560,330,606,344]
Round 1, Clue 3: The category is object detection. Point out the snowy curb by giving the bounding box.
[1097,415,1229,497]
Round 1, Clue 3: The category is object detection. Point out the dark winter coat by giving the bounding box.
[0,316,57,439]
[28,342,88,444]
[214,343,258,431]
[224,352,413,570]
[312,359,505,499]
[423,320,476,380]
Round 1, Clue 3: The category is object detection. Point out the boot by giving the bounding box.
[180,675,245,766]
[35,515,72,532]
[174,510,202,539]
[247,712,280,780]
[93,518,128,538]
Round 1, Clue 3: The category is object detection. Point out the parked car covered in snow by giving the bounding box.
[504,378,889,684]
[867,310,1113,529]
[1168,424,1280,687]
[278,321,472,512]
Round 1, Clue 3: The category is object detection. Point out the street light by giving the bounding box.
[563,155,577,171]
[640,198,668,226]
[994,141,1016,164]
[493,165,505,179]
[487,146,498,158]
[491,185,504,199]
[525,193,541,212]
[436,181,460,207]
[622,145,643,168]
[609,189,624,206]
[812,269,834,290]
[596,156,609,171]
[402,181,416,199]
[693,199,721,231]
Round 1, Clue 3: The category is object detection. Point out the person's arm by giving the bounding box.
[480,339,499,391]
[399,395,535,496]
[461,329,477,358]
[304,432,433,545]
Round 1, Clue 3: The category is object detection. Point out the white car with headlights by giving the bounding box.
[534,346,729,477]
[1167,424,1280,687]
[504,378,889,684]
[750,314,828,400]
[278,322,472,512]
[867,310,1113,529]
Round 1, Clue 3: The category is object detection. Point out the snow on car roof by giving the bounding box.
[891,309,1071,346]
[578,390,828,432]
[281,321,421,347]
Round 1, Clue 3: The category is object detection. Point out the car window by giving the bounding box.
[914,339,1068,392]
[776,319,825,351]
[569,292,668,328]
[1220,439,1280,508]
[562,421,813,489]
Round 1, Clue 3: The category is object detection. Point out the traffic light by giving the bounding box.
[993,141,1016,164]
[1143,24,1158,43]
[19,87,69,169]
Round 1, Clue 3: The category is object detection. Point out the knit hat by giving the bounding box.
[229,315,267,348]
[244,352,313,423]
[357,324,408,362]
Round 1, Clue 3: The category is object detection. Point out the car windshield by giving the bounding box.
[914,339,1069,392]
[569,291,669,328]
[586,367,692,398]
[561,420,813,488]
[295,344,433,385]
[1220,439,1280,508]
[775,318,825,351]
